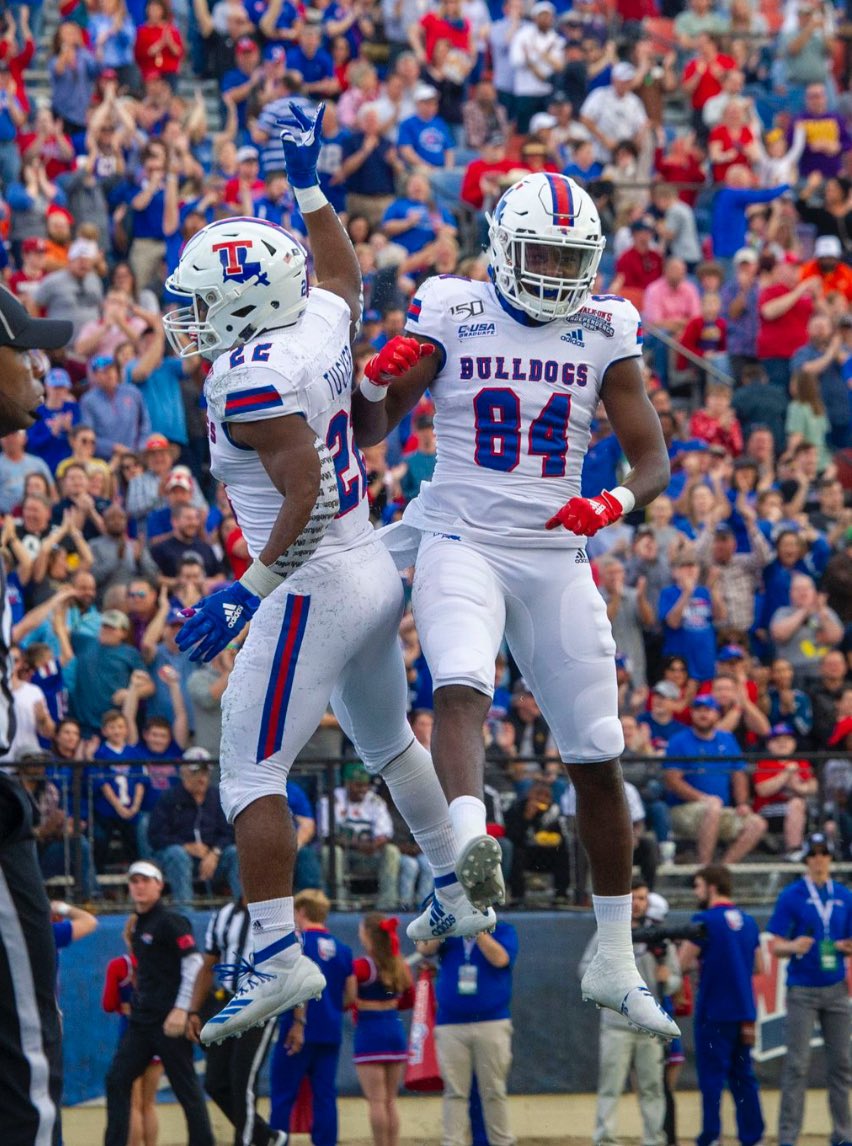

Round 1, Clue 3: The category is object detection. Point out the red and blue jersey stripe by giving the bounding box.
[257,594,310,760]
[545,174,575,226]
[407,297,422,323]
[224,385,283,417]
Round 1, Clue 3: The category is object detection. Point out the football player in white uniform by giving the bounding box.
[163,105,493,1046]
[352,172,679,1041]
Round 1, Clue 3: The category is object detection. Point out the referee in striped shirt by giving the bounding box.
[0,288,73,1146]
[188,897,290,1146]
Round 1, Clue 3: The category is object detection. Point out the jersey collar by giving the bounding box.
[488,269,547,328]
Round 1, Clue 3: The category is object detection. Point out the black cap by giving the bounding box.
[0,287,72,351]
[802,832,833,858]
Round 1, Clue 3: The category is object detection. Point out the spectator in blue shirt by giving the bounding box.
[767,834,852,1146]
[381,172,457,256]
[637,680,682,748]
[581,419,623,498]
[339,104,398,222]
[658,550,718,683]
[49,23,100,136]
[252,170,302,233]
[269,888,356,1146]
[221,37,262,133]
[122,325,189,447]
[417,921,518,1146]
[26,368,80,475]
[92,707,148,869]
[398,85,455,170]
[80,356,151,461]
[664,696,767,864]
[680,864,764,1146]
[286,25,338,98]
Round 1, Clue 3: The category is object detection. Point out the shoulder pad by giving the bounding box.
[206,342,306,424]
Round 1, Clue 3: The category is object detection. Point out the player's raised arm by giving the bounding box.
[351,334,438,447]
[546,356,669,535]
[279,103,362,333]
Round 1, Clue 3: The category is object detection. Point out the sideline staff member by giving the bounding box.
[767,833,852,1146]
[680,865,764,1146]
[104,862,214,1146]
[417,920,518,1146]
[0,286,73,1146]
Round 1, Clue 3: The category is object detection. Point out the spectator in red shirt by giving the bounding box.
[682,33,736,136]
[678,294,730,380]
[752,724,817,860]
[655,131,706,207]
[134,0,184,87]
[8,237,48,308]
[757,254,822,394]
[610,219,663,308]
[224,146,265,207]
[18,107,76,183]
[707,99,759,184]
[0,6,35,116]
[409,0,472,66]
[460,136,517,210]
[689,380,743,455]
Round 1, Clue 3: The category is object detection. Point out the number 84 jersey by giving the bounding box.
[402,276,643,548]
[205,288,371,562]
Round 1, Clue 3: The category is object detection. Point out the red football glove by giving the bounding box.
[545,489,624,536]
[363,336,435,386]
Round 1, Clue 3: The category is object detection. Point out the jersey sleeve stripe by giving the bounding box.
[407,298,422,322]
[224,386,284,415]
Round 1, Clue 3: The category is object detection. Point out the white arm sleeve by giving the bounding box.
[174,951,204,1011]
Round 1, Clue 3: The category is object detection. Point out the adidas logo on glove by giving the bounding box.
[224,603,244,628]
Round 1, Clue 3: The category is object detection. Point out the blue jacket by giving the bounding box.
[148,782,234,852]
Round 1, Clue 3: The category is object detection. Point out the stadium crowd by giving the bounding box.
[1,0,852,908]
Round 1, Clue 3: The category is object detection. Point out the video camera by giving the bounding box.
[632,921,707,961]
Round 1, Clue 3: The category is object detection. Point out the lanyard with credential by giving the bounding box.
[804,877,835,934]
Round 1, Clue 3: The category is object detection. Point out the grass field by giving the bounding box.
[63,1089,835,1144]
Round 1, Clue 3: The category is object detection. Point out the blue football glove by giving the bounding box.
[174,581,260,663]
[278,101,326,190]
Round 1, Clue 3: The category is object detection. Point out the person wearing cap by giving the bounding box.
[507,1,564,132]
[144,468,200,543]
[664,696,767,864]
[397,84,455,170]
[25,366,80,475]
[694,515,772,634]
[579,62,648,165]
[58,607,154,740]
[753,724,816,860]
[79,354,151,461]
[799,234,852,302]
[8,237,48,307]
[638,681,683,749]
[791,312,850,450]
[767,833,852,1146]
[221,36,263,131]
[104,862,214,1146]
[148,758,240,906]
[224,145,265,208]
[679,864,764,1146]
[125,433,184,522]
[609,219,663,303]
[33,238,103,337]
[318,763,402,910]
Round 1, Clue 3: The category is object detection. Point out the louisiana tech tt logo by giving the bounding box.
[212,239,270,287]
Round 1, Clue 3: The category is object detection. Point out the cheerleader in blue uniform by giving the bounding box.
[353,913,414,1146]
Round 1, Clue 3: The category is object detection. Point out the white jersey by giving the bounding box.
[205,288,371,561]
[402,277,642,548]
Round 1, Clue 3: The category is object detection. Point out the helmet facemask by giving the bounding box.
[489,224,603,321]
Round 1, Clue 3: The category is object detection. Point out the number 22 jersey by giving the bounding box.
[204,288,372,562]
[402,277,643,548]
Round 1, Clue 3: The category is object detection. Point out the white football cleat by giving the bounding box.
[581,953,681,1042]
[456,835,506,912]
[201,949,325,1046]
[407,888,496,942]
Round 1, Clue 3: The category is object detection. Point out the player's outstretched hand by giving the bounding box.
[175,581,261,663]
[278,102,325,190]
[546,490,624,536]
[364,336,435,387]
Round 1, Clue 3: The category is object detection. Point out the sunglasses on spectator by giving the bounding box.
[127,589,148,598]
[77,436,95,445]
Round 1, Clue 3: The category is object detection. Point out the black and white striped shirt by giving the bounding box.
[204,901,252,995]
[0,563,16,757]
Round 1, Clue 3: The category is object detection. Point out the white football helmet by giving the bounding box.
[487,173,605,322]
[163,217,308,359]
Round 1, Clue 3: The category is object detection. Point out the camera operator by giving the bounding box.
[0,285,72,1146]
[679,865,764,1146]
[579,877,681,1146]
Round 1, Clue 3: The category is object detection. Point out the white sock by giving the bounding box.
[449,795,487,854]
[592,894,634,961]
[248,896,298,965]
[381,739,457,878]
